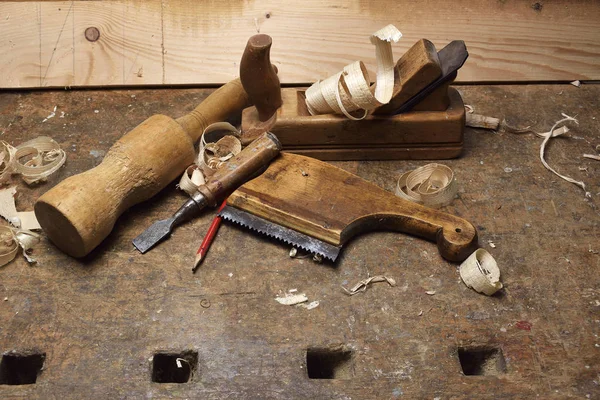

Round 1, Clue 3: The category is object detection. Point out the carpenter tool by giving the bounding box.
[192,199,228,273]
[34,35,278,258]
[132,132,281,254]
[219,153,478,263]
[246,39,469,161]
[386,40,468,115]
[239,34,282,145]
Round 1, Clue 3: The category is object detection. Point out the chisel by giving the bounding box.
[132,132,281,253]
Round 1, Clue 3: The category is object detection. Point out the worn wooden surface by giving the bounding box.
[270,86,463,160]
[0,84,599,398]
[227,153,478,262]
[1,0,600,88]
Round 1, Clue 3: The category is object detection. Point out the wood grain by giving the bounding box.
[260,86,464,160]
[228,153,478,261]
[1,0,599,88]
[0,84,599,398]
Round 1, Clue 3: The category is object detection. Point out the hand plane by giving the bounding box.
[219,153,478,262]
[242,39,469,161]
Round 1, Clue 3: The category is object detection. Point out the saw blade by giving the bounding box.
[219,206,341,261]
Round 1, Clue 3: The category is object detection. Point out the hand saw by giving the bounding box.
[219,153,478,262]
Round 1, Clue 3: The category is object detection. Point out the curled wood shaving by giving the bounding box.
[503,115,585,194]
[178,165,206,195]
[538,114,586,194]
[502,120,570,138]
[0,225,40,267]
[342,275,396,296]
[178,122,242,196]
[459,248,502,296]
[395,164,457,208]
[200,135,242,176]
[305,25,402,119]
[0,136,66,185]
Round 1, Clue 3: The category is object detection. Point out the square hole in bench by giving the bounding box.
[0,351,46,385]
[151,351,198,383]
[306,347,354,379]
[458,347,506,376]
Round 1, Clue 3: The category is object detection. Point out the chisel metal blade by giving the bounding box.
[219,206,341,261]
[132,192,209,254]
[132,217,177,254]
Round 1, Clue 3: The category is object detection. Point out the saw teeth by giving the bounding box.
[219,211,336,261]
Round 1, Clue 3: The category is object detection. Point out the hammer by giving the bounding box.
[239,34,282,144]
[34,37,276,258]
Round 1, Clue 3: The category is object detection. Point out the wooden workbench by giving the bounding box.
[0,84,598,399]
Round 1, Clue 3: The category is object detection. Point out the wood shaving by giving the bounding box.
[395,163,457,208]
[178,122,242,196]
[583,154,600,161]
[459,248,502,296]
[299,301,320,310]
[502,120,570,138]
[466,113,500,130]
[583,145,600,161]
[42,106,57,123]
[0,187,41,230]
[342,275,396,296]
[275,293,308,305]
[177,165,206,196]
[0,225,40,267]
[503,115,585,195]
[538,114,587,194]
[305,25,402,119]
[200,135,242,177]
[0,137,66,185]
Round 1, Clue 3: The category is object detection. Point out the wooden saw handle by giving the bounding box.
[35,79,249,258]
[228,153,478,262]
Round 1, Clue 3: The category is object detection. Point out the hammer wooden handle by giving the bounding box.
[240,34,282,122]
[35,79,249,258]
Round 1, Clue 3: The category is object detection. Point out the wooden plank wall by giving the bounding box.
[0,0,599,88]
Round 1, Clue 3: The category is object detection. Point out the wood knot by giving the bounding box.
[85,27,100,42]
